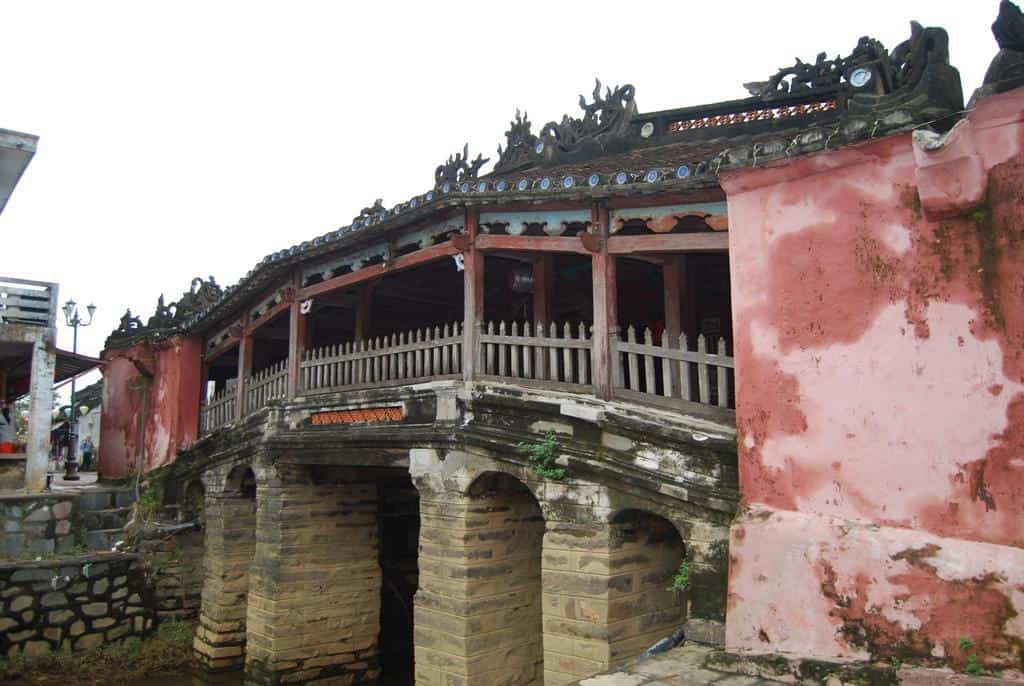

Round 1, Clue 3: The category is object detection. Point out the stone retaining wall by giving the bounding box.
[0,494,80,558]
[0,553,155,659]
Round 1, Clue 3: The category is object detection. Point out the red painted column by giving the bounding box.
[663,256,684,398]
[591,202,617,400]
[354,282,375,343]
[235,320,253,419]
[462,208,483,382]
[286,278,306,399]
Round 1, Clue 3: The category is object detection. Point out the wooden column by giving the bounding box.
[533,254,553,378]
[286,277,306,399]
[354,281,376,342]
[532,254,553,325]
[462,208,484,382]
[663,256,685,398]
[591,202,618,400]
[235,320,253,419]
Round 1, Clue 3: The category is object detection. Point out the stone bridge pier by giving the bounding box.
[189,422,731,685]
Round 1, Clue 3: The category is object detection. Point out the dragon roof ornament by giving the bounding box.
[978,0,1024,96]
[106,276,223,348]
[434,144,489,189]
[539,79,637,162]
[493,110,539,175]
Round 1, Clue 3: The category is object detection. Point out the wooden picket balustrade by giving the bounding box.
[480,321,593,390]
[301,322,463,394]
[613,327,734,409]
[200,318,735,436]
[200,386,237,434]
[245,360,288,413]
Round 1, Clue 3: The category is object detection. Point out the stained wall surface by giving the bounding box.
[99,336,202,479]
[722,88,1024,667]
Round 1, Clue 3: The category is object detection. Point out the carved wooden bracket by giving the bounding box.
[580,233,602,253]
[451,234,473,252]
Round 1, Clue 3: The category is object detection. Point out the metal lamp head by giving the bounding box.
[62,299,76,322]
[86,303,97,324]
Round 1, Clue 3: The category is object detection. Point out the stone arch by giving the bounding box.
[223,464,256,498]
[193,462,258,672]
[181,479,206,523]
[606,508,688,665]
[467,471,546,684]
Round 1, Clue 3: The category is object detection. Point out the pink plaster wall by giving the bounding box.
[721,88,1024,668]
[99,336,202,479]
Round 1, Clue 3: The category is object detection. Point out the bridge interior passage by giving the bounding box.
[199,212,736,435]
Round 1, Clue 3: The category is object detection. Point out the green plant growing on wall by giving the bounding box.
[958,636,985,676]
[517,430,566,480]
[138,484,160,520]
[668,558,691,594]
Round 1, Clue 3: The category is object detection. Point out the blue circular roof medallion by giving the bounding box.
[562,176,575,189]
[442,182,451,194]
[587,173,600,187]
[645,169,660,183]
[460,182,470,193]
[410,198,419,208]
[496,180,508,192]
[535,142,544,154]
[426,191,434,201]
[615,171,628,185]
[477,181,488,192]
[676,164,690,178]
[517,178,529,192]
[540,177,551,190]
[394,206,402,215]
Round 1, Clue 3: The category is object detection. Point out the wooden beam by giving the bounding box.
[605,189,725,209]
[204,335,240,365]
[246,299,290,336]
[591,202,618,401]
[298,240,459,300]
[607,232,728,254]
[463,209,483,382]
[475,234,589,254]
[286,273,305,399]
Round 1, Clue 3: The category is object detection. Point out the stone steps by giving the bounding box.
[76,489,136,552]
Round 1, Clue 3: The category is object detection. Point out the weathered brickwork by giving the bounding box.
[193,487,257,671]
[166,383,736,685]
[245,465,382,685]
[415,472,545,686]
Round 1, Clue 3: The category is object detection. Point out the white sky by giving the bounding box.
[1,1,1000,377]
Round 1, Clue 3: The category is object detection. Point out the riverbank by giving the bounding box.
[0,619,192,685]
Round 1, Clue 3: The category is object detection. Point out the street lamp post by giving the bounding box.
[61,299,96,482]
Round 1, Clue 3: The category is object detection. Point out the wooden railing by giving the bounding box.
[613,327,734,408]
[302,322,463,394]
[200,386,237,434]
[200,319,735,436]
[245,361,288,413]
[480,321,593,390]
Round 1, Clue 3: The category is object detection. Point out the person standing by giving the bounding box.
[80,435,95,472]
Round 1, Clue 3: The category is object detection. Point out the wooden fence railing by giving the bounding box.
[613,327,733,408]
[200,319,735,436]
[480,321,593,389]
[301,322,463,394]
[200,386,237,434]
[245,360,288,413]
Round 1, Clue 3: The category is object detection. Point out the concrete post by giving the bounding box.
[25,335,56,492]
